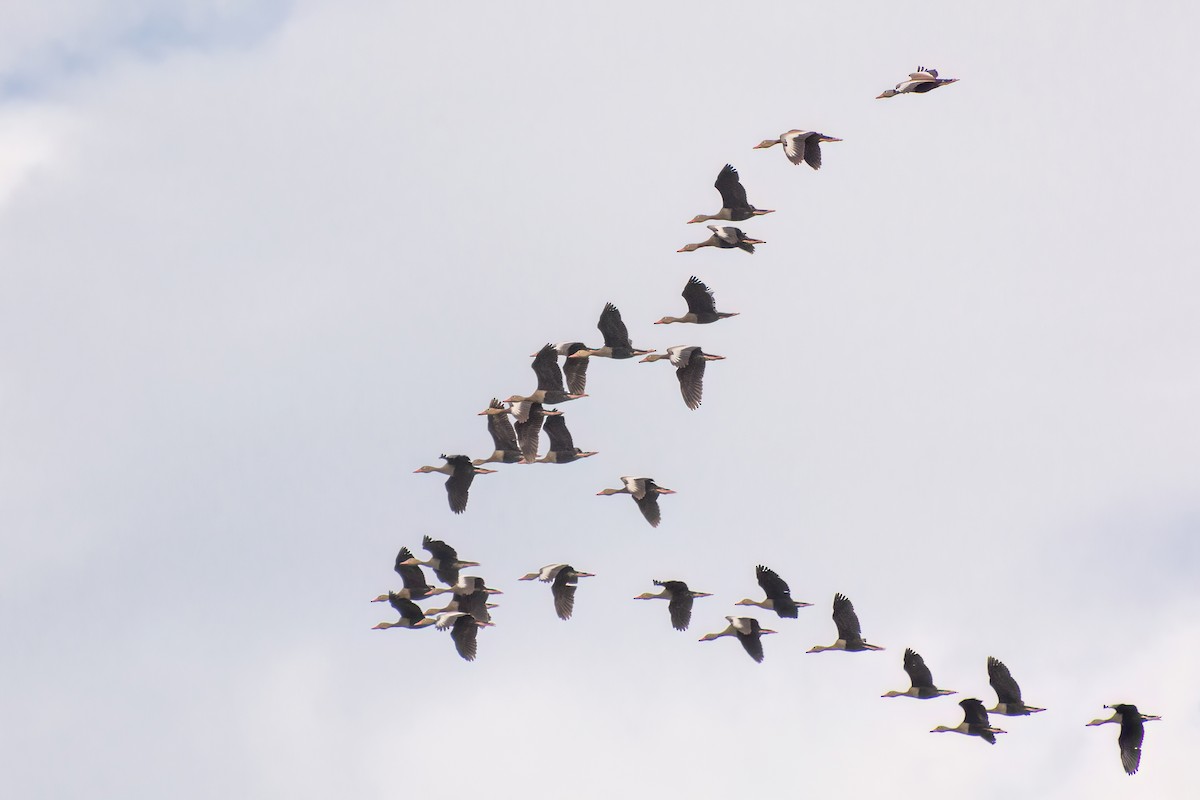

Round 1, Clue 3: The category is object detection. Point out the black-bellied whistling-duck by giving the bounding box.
[413,455,495,514]
[699,616,777,663]
[753,129,842,169]
[655,276,739,325]
[807,593,885,653]
[677,225,763,254]
[634,580,712,631]
[596,477,676,528]
[734,565,813,618]
[640,345,724,410]
[877,67,958,98]
[931,699,1006,744]
[687,164,774,224]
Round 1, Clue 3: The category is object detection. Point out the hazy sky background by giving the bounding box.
[2,1,1198,797]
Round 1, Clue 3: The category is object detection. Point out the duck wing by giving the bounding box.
[597,303,633,349]
[682,276,717,316]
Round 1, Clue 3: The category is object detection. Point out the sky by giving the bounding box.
[1,1,1198,797]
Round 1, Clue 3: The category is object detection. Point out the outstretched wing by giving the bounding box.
[485,399,519,452]
[987,656,1023,704]
[903,648,935,689]
[676,356,706,411]
[714,164,750,211]
[682,276,717,315]
[450,615,480,661]
[832,593,864,642]
[597,303,632,349]
[532,344,567,393]
[542,413,575,452]
[552,567,579,620]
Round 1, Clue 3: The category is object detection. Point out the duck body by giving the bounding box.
[688,164,774,224]
[655,277,739,325]
[735,565,812,618]
[413,454,496,514]
[931,699,1007,744]
[882,648,956,699]
[634,580,713,631]
[640,345,724,410]
[569,304,653,360]
[753,129,842,169]
[597,476,676,527]
[986,657,1046,715]
[877,67,958,98]
[807,593,885,653]
[678,225,764,254]
[699,616,777,663]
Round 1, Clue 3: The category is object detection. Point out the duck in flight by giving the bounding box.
[986,657,1045,716]
[735,565,812,618]
[654,276,739,325]
[371,593,435,630]
[634,580,713,631]
[568,303,654,360]
[807,593,885,653]
[753,130,842,169]
[596,476,677,527]
[931,698,1007,744]
[413,454,496,514]
[677,225,764,254]
[699,616,777,663]
[877,66,958,98]
[1087,704,1161,775]
[518,563,595,621]
[640,345,724,410]
[687,164,774,224]
[882,648,957,699]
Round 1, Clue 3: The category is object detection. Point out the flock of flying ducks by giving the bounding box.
[388,67,1161,778]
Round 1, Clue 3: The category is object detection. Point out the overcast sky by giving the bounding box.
[2,1,1198,797]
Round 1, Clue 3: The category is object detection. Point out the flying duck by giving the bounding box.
[931,698,1007,744]
[882,648,957,699]
[519,564,595,620]
[753,130,842,169]
[640,345,724,410]
[734,565,813,618]
[505,344,587,421]
[677,225,763,254]
[699,616,777,663]
[807,593,885,653]
[655,276,739,325]
[877,67,958,98]
[986,657,1046,715]
[596,476,676,528]
[687,164,774,224]
[371,593,435,630]
[398,535,480,586]
[475,398,524,465]
[1087,704,1161,775]
[531,414,598,463]
[433,611,490,662]
[413,454,496,514]
[569,303,654,360]
[633,580,713,631]
[371,546,437,603]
